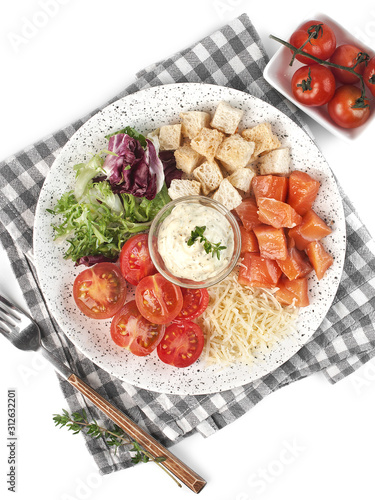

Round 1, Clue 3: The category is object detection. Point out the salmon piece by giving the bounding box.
[287,170,320,216]
[253,224,288,261]
[275,277,309,307]
[288,210,332,250]
[238,252,282,288]
[306,241,334,280]
[252,175,288,202]
[257,197,302,229]
[235,198,261,231]
[239,225,259,255]
[276,247,313,280]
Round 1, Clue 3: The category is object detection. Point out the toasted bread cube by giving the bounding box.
[212,179,242,211]
[241,123,281,158]
[168,179,201,200]
[215,134,255,174]
[258,148,291,176]
[190,127,224,160]
[180,111,211,140]
[228,167,256,193]
[174,145,204,175]
[159,124,182,151]
[210,101,244,134]
[193,160,223,195]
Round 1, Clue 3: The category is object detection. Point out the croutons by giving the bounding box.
[258,148,291,176]
[190,127,224,160]
[193,160,223,195]
[180,111,211,140]
[212,178,242,211]
[228,167,256,193]
[210,101,244,134]
[215,134,255,173]
[168,179,201,200]
[159,124,182,151]
[174,145,203,174]
[241,123,281,158]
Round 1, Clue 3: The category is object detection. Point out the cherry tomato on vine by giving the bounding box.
[119,233,156,286]
[291,65,336,106]
[174,288,210,321]
[135,273,183,324]
[363,55,375,97]
[330,44,368,84]
[157,320,205,368]
[290,20,336,64]
[110,300,165,356]
[73,263,127,319]
[327,85,370,129]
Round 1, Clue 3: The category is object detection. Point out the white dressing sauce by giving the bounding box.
[158,203,234,281]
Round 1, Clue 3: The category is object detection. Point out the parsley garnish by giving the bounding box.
[187,225,227,260]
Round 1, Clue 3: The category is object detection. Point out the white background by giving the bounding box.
[1,1,375,499]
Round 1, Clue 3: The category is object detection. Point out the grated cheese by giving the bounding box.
[198,271,298,367]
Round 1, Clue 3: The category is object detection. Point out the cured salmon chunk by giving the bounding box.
[238,252,282,288]
[287,170,320,216]
[257,197,302,229]
[253,224,288,261]
[252,175,288,202]
[239,225,259,255]
[276,247,313,281]
[275,277,309,307]
[306,241,334,280]
[288,210,332,250]
[234,198,261,231]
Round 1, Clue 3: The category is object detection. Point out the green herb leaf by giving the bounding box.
[187,226,226,260]
[105,126,147,148]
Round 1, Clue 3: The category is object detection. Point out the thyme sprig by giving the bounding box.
[187,225,227,260]
[53,410,181,487]
[269,32,370,109]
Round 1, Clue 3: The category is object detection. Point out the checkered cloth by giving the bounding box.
[1,14,375,475]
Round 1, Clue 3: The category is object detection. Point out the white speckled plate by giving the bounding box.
[34,83,346,395]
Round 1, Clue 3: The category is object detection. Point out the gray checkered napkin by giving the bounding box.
[1,14,375,474]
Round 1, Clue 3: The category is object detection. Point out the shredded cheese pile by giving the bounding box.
[198,271,298,367]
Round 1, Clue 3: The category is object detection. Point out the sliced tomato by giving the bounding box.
[135,273,183,324]
[157,320,205,368]
[239,225,259,255]
[119,234,156,286]
[253,224,288,261]
[275,277,310,307]
[276,247,313,281]
[238,252,282,288]
[306,241,334,280]
[175,288,209,321]
[257,197,302,229]
[234,197,262,231]
[73,263,127,319]
[110,300,165,356]
[252,175,289,203]
[287,171,320,216]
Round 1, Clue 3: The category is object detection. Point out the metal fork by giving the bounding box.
[0,294,206,494]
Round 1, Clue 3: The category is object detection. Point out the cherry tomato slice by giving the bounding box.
[135,273,183,324]
[175,288,209,321]
[119,234,156,286]
[110,300,165,356]
[157,320,205,368]
[327,85,370,129]
[73,263,127,319]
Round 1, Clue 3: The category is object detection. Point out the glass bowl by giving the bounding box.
[148,195,241,289]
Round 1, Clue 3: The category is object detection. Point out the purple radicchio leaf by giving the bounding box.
[103,134,164,200]
[75,255,118,267]
[158,150,182,187]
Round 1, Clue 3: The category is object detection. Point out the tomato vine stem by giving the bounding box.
[269,34,370,108]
